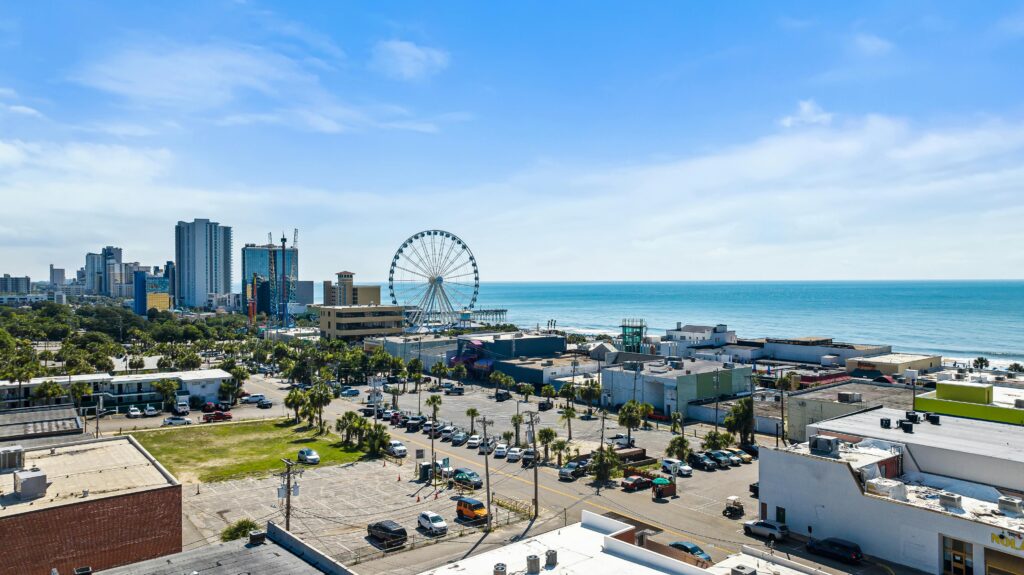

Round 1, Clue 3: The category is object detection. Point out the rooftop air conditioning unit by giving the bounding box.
[900,421,914,433]
[927,413,941,425]
[809,435,841,457]
[14,467,47,500]
[730,565,757,575]
[880,418,891,429]
[998,496,1024,515]
[248,530,266,545]
[545,550,558,567]
[939,492,962,509]
[1016,399,1024,409]
[526,554,541,574]
[905,411,921,423]
[0,445,24,471]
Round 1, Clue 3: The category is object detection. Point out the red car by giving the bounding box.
[203,411,233,423]
[201,402,217,413]
[621,475,652,491]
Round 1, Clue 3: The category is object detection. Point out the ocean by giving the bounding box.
[317,281,1024,364]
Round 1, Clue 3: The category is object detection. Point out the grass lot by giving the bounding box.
[133,418,365,482]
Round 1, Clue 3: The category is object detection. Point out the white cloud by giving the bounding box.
[4,104,43,117]
[853,33,893,56]
[0,87,16,99]
[370,40,449,80]
[779,100,833,128]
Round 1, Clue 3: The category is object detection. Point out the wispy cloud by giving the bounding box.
[852,33,893,56]
[370,40,449,80]
[779,100,833,128]
[995,8,1024,36]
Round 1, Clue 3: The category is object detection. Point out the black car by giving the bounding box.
[359,406,377,417]
[257,399,273,409]
[495,389,511,401]
[558,461,586,480]
[807,538,863,564]
[705,451,732,469]
[749,482,759,498]
[216,402,232,412]
[367,520,408,550]
[687,452,717,471]
[739,443,759,458]
[538,399,554,411]
[406,419,424,432]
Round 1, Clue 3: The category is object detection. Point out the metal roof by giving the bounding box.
[97,538,328,575]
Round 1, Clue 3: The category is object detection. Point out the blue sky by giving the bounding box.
[2,1,1024,283]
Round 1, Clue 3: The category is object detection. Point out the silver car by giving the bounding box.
[743,520,790,542]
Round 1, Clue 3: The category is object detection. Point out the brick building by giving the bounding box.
[0,437,181,575]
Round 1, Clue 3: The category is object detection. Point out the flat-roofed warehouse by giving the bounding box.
[0,436,181,575]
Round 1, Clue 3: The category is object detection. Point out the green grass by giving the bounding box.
[132,418,365,482]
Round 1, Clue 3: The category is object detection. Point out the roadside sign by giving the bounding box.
[442,457,450,467]
[415,449,425,459]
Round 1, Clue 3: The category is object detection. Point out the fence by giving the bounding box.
[492,493,533,519]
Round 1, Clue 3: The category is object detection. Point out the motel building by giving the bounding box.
[759,407,1024,575]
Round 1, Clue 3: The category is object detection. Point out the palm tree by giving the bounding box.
[701,430,735,451]
[227,366,250,404]
[724,397,755,446]
[541,384,556,405]
[618,400,642,445]
[430,362,449,385]
[558,381,576,409]
[560,406,577,440]
[579,380,601,415]
[551,439,569,467]
[666,434,690,460]
[152,378,179,410]
[590,444,620,483]
[335,411,363,445]
[69,381,92,410]
[451,363,467,382]
[670,411,683,434]
[518,383,533,403]
[364,423,391,456]
[501,430,514,445]
[33,380,64,405]
[285,388,306,423]
[639,402,654,429]
[511,413,524,445]
[466,407,480,434]
[973,356,990,370]
[425,394,442,422]
[305,382,333,432]
[538,427,557,462]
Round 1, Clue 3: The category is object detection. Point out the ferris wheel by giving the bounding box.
[388,230,479,330]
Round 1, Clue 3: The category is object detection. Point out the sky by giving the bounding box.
[2,1,1024,284]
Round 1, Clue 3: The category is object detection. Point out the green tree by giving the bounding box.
[178,352,202,370]
[666,434,691,460]
[973,356,990,370]
[511,413,524,445]
[551,439,569,467]
[226,366,250,404]
[488,370,505,389]
[590,444,620,483]
[560,406,577,440]
[33,380,64,405]
[407,357,424,380]
[335,411,363,445]
[128,356,145,373]
[466,407,480,435]
[425,394,442,422]
[429,361,449,384]
[558,381,576,409]
[152,378,179,410]
[670,411,683,434]
[617,400,642,445]
[1009,362,1024,373]
[69,381,93,409]
[724,397,755,446]
[541,384,556,404]
[701,430,735,451]
[579,380,601,415]
[501,430,514,445]
[451,363,467,382]
[538,427,557,462]
[221,518,260,542]
[364,422,391,456]
[284,388,306,423]
[518,383,533,403]
[305,382,333,432]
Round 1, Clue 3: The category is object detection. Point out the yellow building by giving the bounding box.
[915,381,1024,426]
[314,304,404,340]
[322,271,381,306]
[846,353,942,377]
[145,292,172,311]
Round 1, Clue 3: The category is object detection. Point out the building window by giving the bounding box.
[775,506,786,524]
[941,536,972,575]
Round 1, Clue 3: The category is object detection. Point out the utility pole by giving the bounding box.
[631,362,639,403]
[95,395,103,438]
[281,458,295,531]
[525,411,540,519]
[480,416,494,531]
[713,369,720,433]
[597,407,606,495]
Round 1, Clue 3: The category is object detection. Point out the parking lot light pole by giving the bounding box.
[281,458,295,530]
[525,411,540,519]
[479,416,494,531]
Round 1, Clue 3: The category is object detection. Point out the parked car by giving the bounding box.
[203,411,232,422]
[297,447,320,464]
[242,394,265,404]
[445,385,464,395]
[807,537,864,564]
[478,438,496,454]
[743,520,789,542]
[417,511,448,536]
[387,440,407,457]
[162,416,192,426]
[466,435,481,448]
[359,406,377,417]
[749,482,759,498]
[495,389,511,401]
[143,405,159,417]
[727,448,753,464]
[521,448,536,467]
[440,426,455,441]
[257,399,273,409]
[538,399,554,411]
[456,497,488,523]
[215,402,232,412]
[687,452,717,471]
[713,450,742,467]
[493,443,508,458]
[382,409,394,421]
[422,421,434,434]
[127,406,142,418]
[706,451,732,469]
[341,388,360,397]
[739,443,760,458]
[425,425,443,439]
[367,520,408,549]
[661,458,693,477]
[173,402,190,416]
[559,461,586,480]
[452,468,483,489]
[451,431,468,446]
[621,475,652,491]
[506,447,523,462]
[669,541,712,563]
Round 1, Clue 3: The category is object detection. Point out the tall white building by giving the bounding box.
[175,218,232,308]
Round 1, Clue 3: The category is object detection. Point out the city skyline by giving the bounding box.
[3,2,1024,282]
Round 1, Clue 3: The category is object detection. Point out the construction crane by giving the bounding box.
[293,228,298,248]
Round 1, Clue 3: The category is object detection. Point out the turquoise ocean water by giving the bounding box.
[319,281,1024,363]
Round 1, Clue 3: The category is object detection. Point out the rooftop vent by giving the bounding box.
[526,554,540,574]
[905,411,921,423]
[940,491,962,509]
[880,418,891,429]
[248,530,266,545]
[838,391,863,403]
[900,421,914,433]
[72,568,93,575]
[545,549,558,567]
[927,413,941,425]
[493,565,507,575]
[998,497,1024,515]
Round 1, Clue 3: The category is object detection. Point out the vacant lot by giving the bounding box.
[133,419,364,482]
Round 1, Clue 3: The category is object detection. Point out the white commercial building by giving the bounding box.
[761,337,890,365]
[0,369,232,411]
[419,510,820,575]
[658,324,736,358]
[759,407,1024,575]
[175,218,232,308]
[602,358,752,416]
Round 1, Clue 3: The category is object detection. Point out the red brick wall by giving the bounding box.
[1,484,182,575]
